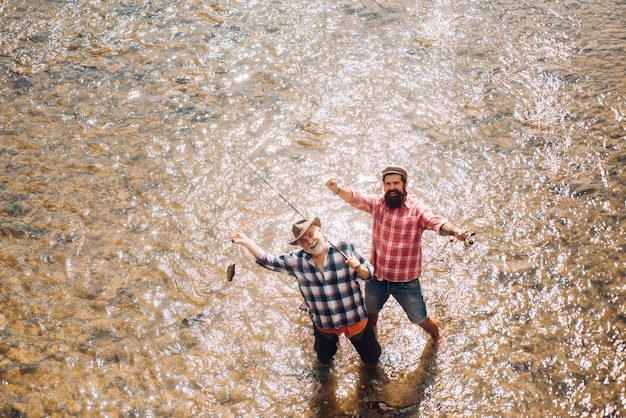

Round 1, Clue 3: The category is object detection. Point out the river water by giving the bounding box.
[1,0,624,416]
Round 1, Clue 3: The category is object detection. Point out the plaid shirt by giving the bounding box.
[349,190,448,282]
[255,241,372,330]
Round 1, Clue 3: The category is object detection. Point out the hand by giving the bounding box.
[230,232,262,258]
[455,230,475,246]
[230,232,248,245]
[325,177,340,194]
[345,256,361,271]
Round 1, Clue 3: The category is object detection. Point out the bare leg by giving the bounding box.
[419,316,443,343]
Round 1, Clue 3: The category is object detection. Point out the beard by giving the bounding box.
[306,239,326,255]
[384,190,406,209]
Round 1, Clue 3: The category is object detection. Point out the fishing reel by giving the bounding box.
[464,232,475,247]
[439,230,476,260]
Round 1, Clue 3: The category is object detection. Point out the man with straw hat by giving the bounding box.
[230,217,381,368]
[326,166,472,350]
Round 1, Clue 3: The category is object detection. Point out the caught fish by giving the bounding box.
[227,262,236,281]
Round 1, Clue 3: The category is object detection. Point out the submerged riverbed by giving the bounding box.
[1,0,625,416]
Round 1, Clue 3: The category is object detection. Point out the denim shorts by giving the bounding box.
[365,278,428,324]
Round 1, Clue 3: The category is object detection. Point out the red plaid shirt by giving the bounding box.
[349,190,448,282]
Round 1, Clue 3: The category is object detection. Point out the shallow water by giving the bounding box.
[1,0,624,416]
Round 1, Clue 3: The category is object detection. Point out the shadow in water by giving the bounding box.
[309,342,439,417]
[310,364,341,416]
[376,341,439,416]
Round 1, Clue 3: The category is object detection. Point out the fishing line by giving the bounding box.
[216,138,306,219]
[213,137,348,259]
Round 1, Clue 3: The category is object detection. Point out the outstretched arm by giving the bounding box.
[440,222,472,244]
[325,177,353,202]
[230,232,263,258]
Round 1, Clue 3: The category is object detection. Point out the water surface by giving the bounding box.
[0,0,624,416]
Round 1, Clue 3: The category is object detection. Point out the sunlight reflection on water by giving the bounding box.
[1,0,625,416]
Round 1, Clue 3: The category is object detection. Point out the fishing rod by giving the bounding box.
[216,138,305,219]
[214,137,349,260]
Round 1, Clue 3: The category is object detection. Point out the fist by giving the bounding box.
[325,177,338,192]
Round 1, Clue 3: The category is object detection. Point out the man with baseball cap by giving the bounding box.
[325,166,471,350]
[231,217,381,367]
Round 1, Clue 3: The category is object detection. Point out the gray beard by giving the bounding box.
[306,240,325,255]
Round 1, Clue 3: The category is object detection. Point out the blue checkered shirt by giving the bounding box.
[255,241,372,330]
